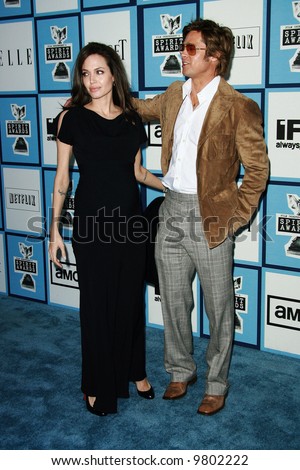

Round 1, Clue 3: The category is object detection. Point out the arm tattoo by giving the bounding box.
[58,188,67,196]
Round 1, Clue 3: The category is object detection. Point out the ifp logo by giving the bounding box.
[277,119,300,140]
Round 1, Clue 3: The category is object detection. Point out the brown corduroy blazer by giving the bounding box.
[133,77,269,248]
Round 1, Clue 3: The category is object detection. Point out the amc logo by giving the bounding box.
[50,260,79,289]
[267,295,300,331]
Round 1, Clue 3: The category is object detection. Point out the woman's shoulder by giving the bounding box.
[130,109,143,124]
[57,106,82,136]
[63,105,83,115]
[52,107,76,137]
[60,105,83,122]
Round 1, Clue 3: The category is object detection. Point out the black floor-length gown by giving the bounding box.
[57,106,148,413]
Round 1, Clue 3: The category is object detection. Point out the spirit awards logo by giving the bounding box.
[276,193,300,258]
[280,1,300,72]
[4,0,20,6]
[14,242,37,292]
[234,276,248,334]
[44,26,72,82]
[152,14,183,77]
[5,104,30,156]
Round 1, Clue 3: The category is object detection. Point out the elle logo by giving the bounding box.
[0,48,33,66]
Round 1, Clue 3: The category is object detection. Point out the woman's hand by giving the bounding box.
[48,233,66,269]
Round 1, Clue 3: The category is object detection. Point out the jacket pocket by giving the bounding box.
[207,183,238,228]
[209,183,237,207]
[207,134,235,160]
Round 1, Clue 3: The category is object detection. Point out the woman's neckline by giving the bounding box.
[83,105,123,121]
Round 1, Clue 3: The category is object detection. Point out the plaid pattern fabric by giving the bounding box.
[155,190,235,395]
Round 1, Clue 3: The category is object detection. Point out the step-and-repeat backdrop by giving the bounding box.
[0,0,299,359]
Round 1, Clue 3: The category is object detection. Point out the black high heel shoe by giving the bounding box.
[86,396,107,416]
[136,384,155,399]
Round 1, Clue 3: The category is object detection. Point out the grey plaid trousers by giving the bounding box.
[155,189,235,396]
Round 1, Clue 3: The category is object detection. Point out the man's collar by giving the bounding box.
[182,76,221,98]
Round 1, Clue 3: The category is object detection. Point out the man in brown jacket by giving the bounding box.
[134,18,269,415]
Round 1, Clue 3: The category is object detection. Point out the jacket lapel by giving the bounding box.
[168,87,185,132]
[199,78,235,147]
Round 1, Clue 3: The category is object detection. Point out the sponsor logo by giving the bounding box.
[280,3,300,71]
[267,295,300,331]
[5,104,31,156]
[14,242,37,292]
[44,26,72,82]
[147,122,161,147]
[50,260,79,289]
[276,119,300,150]
[234,276,248,334]
[6,188,40,212]
[108,39,127,60]
[276,194,300,258]
[280,24,300,48]
[60,181,74,228]
[232,27,260,58]
[46,117,57,142]
[0,47,33,67]
[152,14,183,77]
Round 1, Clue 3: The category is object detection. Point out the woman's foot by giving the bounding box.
[135,378,155,399]
[86,396,107,416]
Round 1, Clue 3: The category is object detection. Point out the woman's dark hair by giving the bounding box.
[183,18,234,77]
[71,42,136,119]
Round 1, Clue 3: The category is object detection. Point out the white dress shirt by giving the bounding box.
[162,76,220,194]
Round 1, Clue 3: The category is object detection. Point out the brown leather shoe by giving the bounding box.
[197,394,226,415]
[163,376,197,400]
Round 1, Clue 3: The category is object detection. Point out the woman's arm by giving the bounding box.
[134,149,165,191]
[48,111,73,268]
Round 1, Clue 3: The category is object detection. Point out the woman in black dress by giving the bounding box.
[49,42,165,416]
